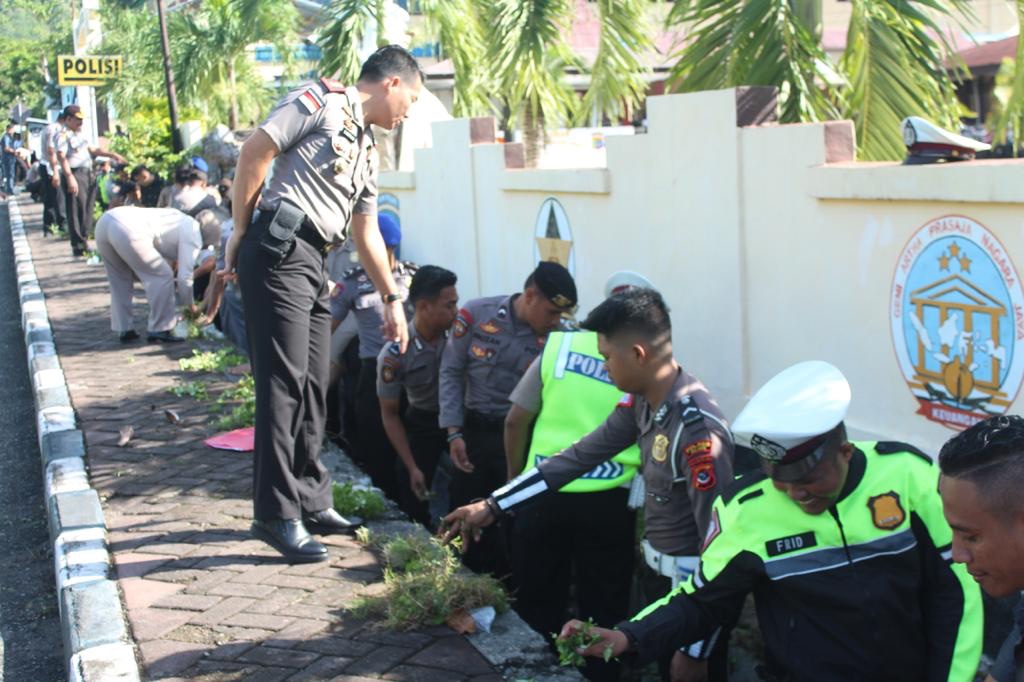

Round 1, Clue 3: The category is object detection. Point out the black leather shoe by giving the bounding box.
[251,519,328,563]
[119,330,140,343]
[303,508,363,535]
[147,330,184,343]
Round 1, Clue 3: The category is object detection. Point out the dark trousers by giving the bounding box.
[65,167,95,254]
[354,357,401,500]
[397,406,445,527]
[449,411,512,579]
[238,216,333,521]
[511,488,635,682]
[40,166,67,233]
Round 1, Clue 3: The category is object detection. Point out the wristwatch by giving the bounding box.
[383,293,402,303]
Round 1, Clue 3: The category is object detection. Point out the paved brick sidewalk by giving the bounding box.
[20,200,508,682]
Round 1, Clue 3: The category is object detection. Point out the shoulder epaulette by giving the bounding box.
[873,441,933,464]
[721,467,769,506]
[342,265,365,280]
[320,77,347,94]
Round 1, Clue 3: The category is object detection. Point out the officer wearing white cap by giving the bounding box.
[559,360,983,681]
[438,260,578,577]
[219,45,422,563]
[331,213,416,499]
[444,286,734,680]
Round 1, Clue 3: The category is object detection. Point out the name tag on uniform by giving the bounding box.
[765,532,817,557]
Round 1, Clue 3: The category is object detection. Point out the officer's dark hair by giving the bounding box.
[581,288,671,349]
[408,265,456,305]
[939,415,1024,519]
[129,164,151,180]
[359,45,423,86]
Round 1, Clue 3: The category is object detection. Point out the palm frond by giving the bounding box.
[576,0,652,126]
[991,1,1024,151]
[418,0,494,117]
[481,0,579,128]
[840,0,970,160]
[318,0,377,82]
[666,0,840,123]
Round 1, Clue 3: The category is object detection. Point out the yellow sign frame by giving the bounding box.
[57,55,123,86]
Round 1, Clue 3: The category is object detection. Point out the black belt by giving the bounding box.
[465,409,506,431]
[297,221,330,254]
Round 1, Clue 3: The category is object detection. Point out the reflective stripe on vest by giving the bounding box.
[526,331,640,492]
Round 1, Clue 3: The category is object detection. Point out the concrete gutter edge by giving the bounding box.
[6,198,141,682]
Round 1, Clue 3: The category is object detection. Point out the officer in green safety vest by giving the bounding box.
[502,273,646,682]
[558,360,983,682]
[444,284,735,682]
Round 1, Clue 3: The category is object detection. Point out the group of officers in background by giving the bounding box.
[75,43,1022,682]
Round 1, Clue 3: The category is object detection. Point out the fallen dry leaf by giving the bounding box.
[117,425,133,447]
[444,608,476,635]
[164,409,180,424]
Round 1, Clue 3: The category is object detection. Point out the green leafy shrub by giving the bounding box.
[350,531,508,630]
[167,380,209,401]
[332,482,386,521]
[179,348,246,373]
[214,373,255,430]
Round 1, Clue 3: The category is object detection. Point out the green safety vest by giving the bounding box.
[526,331,640,492]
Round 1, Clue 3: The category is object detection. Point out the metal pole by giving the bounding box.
[155,0,182,152]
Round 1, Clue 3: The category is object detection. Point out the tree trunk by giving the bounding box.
[523,107,545,168]
[228,60,239,131]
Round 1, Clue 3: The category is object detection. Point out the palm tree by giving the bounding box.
[174,0,299,130]
[665,0,970,161]
[990,1,1024,152]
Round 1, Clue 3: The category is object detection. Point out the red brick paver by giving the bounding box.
[20,200,501,681]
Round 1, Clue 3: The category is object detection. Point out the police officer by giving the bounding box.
[40,111,68,235]
[559,360,983,682]
[444,287,734,680]
[95,205,218,343]
[501,273,656,682]
[376,265,459,525]
[57,105,127,256]
[220,45,422,563]
[938,415,1024,682]
[439,261,577,576]
[332,213,415,497]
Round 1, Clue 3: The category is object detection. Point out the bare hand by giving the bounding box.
[670,651,708,682]
[381,300,408,353]
[67,175,79,195]
[50,173,60,188]
[408,466,428,501]
[449,436,473,473]
[439,500,494,549]
[558,620,631,659]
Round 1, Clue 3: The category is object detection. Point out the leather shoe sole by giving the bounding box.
[250,521,328,564]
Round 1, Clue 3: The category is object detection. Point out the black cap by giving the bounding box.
[531,261,577,310]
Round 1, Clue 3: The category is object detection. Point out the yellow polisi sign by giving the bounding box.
[57,55,123,86]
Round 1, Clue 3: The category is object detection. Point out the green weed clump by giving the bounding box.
[179,348,246,373]
[351,531,508,630]
[553,618,615,667]
[167,380,209,401]
[214,374,255,430]
[332,482,386,521]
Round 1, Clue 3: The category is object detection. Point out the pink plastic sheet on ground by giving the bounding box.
[204,427,254,452]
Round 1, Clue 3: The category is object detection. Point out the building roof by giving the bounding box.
[957,35,1016,70]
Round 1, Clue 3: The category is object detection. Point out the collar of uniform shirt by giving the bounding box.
[344,86,369,134]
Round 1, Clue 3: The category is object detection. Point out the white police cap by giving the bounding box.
[732,360,851,481]
[604,270,656,298]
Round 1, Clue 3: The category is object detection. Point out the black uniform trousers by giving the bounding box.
[65,166,95,254]
[238,213,333,521]
[449,410,512,580]
[354,357,402,500]
[397,406,445,527]
[40,166,67,234]
[511,487,635,682]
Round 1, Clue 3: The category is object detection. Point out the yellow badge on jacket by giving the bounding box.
[652,433,669,463]
[867,492,906,531]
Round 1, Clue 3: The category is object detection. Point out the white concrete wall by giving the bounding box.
[380,88,1024,454]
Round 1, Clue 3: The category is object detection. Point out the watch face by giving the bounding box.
[902,121,916,147]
